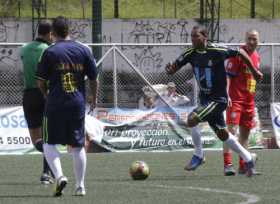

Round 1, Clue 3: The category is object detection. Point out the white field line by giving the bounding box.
[123,183,261,204]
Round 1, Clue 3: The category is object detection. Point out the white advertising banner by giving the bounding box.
[0,106,34,154]
[0,105,264,154]
[270,103,280,147]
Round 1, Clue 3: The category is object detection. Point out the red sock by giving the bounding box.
[224,152,232,166]
[239,156,245,170]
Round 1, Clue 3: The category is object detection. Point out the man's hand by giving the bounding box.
[227,96,232,107]
[89,101,96,113]
[255,70,263,82]
[165,62,177,75]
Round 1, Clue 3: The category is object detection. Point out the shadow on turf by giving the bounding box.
[91,175,192,182]
[0,182,41,186]
[0,182,55,198]
[0,195,51,198]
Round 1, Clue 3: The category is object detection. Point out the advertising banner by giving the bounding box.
[0,106,34,154]
[87,107,221,152]
[0,106,263,154]
[270,103,280,147]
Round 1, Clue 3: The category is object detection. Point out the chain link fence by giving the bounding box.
[91,43,279,122]
[0,44,23,107]
[95,44,196,109]
[0,43,279,121]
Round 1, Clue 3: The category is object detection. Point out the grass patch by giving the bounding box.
[0,150,279,203]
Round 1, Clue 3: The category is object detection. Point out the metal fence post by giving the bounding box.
[271,45,275,103]
[113,46,118,108]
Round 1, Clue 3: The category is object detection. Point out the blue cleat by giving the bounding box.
[239,153,259,175]
[245,160,255,177]
[245,157,261,177]
[184,155,205,171]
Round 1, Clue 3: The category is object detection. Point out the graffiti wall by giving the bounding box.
[1,18,280,44]
[0,18,279,73]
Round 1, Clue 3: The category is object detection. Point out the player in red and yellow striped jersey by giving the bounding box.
[223,30,261,176]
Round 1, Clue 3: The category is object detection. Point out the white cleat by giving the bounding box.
[74,187,86,196]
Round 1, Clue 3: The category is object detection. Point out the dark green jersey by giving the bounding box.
[20,38,49,89]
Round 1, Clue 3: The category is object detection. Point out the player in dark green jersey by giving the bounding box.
[21,21,53,184]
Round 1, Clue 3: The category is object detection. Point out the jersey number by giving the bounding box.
[247,79,256,93]
[62,72,77,93]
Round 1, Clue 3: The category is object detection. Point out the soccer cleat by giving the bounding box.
[240,153,261,176]
[74,187,86,196]
[245,160,255,177]
[40,173,54,185]
[184,154,205,171]
[224,164,236,176]
[245,159,261,177]
[53,176,68,197]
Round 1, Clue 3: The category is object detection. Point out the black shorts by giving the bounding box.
[192,101,227,133]
[23,88,45,129]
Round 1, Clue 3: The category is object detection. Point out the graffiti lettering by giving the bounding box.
[69,21,89,42]
[134,47,163,72]
[0,19,19,42]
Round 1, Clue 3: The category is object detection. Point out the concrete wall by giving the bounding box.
[0,18,279,73]
[1,18,280,43]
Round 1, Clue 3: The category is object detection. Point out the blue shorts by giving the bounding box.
[43,108,85,147]
[192,101,227,133]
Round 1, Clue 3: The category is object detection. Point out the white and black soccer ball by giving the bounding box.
[129,161,150,180]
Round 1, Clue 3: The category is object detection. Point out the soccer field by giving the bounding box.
[0,150,279,204]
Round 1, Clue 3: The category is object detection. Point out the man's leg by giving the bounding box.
[218,129,252,162]
[217,129,257,177]
[72,147,87,196]
[191,126,203,158]
[23,89,53,183]
[43,144,68,196]
[43,144,64,179]
[223,125,238,176]
[29,128,53,184]
[205,102,255,177]
[223,104,242,175]
[237,106,259,174]
[238,126,250,173]
[184,112,205,171]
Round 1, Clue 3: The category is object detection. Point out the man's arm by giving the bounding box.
[226,76,232,107]
[238,48,263,81]
[37,79,48,98]
[166,48,193,75]
[89,79,98,111]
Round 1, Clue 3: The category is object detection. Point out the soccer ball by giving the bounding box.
[129,161,150,180]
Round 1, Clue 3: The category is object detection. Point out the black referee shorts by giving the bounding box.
[23,88,45,129]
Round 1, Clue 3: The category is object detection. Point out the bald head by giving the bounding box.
[245,29,259,52]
